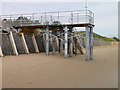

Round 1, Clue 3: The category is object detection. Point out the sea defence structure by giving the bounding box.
[0,10,97,61]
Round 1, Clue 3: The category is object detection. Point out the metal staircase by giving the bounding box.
[74,28,84,54]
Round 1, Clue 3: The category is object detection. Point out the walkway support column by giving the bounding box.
[60,30,64,56]
[64,26,68,58]
[46,26,49,56]
[69,28,73,57]
[86,26,90,61]
[9,31,18,55]
[60,39,64,56]
[21,33,29,54]
[90,27,93,60]
[52,36,56,55]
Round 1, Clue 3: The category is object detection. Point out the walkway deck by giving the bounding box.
[14,23,95,29]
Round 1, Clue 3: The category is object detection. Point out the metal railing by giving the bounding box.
[0,10,94,27]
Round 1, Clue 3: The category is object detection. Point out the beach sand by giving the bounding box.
[2,45,118,88]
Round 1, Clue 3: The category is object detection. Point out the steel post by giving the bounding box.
[90,27,93,60]
[46,26,49,56]
[64,26,68,58]
[86,26,90,61]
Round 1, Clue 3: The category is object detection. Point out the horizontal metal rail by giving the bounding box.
[0,10,94,27]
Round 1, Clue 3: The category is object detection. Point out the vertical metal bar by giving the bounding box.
[93,13,94,24]
[90,27,93,60]
[32,13,34,21]
[32,13,34,26]
[58,12,60,21]
[71,11,73,24]
[60,29,64,56]
[75,38,77,55]
[70,32,73,57]
[46,26,49,56]
[51,15,53,24]
[64,26,68,58]
[77,13,79,24]
[10,15,12,26]
[41,16,42,25]
[45,13,47,25]
[86,26,90,61]
[85,1,88,23]
[52,36,56,55]
[20,15,22,26]
[29,16,31,26]
[60,39,63,56]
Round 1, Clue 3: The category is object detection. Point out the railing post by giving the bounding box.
[58,12,60,21]
[9,31,18,55]
[90,27,93,60]
[45,13,47,25]
[86,26,90,61]
[20,15,22,26]
[21,33,29,54]
[41,16,43,25]
[46,26,49,56]
[71,11,73,24]
[64,26,68,58]
[77,13,79,24]
[32,34,39,53]
[32,13,35,26]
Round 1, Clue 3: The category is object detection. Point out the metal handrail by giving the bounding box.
[0,10,94,26]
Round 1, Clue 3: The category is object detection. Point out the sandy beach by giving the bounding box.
[2,45,118,88]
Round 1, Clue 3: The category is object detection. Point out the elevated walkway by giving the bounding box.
[0,10,95,61]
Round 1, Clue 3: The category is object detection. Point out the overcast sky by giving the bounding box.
[1,2,118,38]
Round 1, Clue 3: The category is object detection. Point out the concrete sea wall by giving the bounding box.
[82,37,111,48]
[1,32,49,56]
[1,31,111,56]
